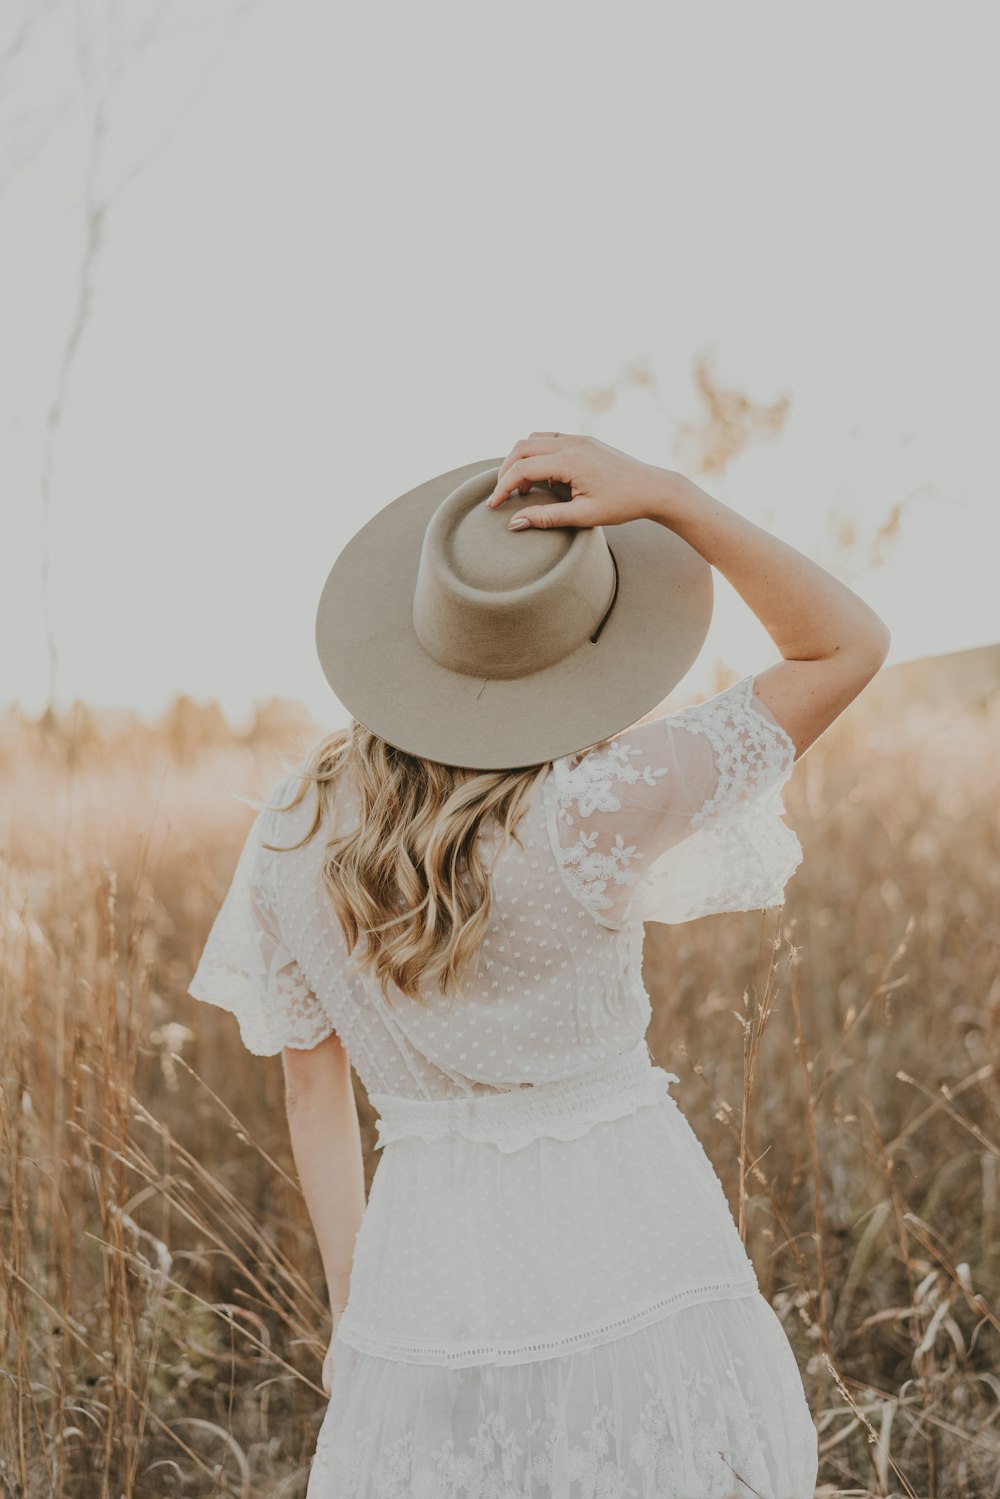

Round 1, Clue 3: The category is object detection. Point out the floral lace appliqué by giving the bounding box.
[546,739,669,915]
[306,1333,817,1498]
[543,675,802,928]
[667,675,795,834]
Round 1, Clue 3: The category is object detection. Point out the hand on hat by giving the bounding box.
[485,432,674,532]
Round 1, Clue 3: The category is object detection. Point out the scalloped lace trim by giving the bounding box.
[333,1273,761,1368]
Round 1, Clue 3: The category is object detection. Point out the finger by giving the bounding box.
[486,453,572,508]
[507,497,592,531]
[492,435,567,496]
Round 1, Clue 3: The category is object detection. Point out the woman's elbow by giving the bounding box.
[867,616,892,664]
[843,613,891,681]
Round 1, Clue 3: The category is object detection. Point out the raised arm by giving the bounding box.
[641,473,891,759]
[487,433,891,759]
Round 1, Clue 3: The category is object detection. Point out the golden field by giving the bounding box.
[1,645,998,1498]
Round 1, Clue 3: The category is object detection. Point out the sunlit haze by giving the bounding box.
[3,2,997,732]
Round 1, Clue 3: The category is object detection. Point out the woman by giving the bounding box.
[188,433,890,1497]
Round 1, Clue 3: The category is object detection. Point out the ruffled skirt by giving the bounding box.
[307,1043,818,1498]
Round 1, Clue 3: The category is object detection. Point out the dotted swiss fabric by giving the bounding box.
[187,673,817,1496]
[187,673,802,1092]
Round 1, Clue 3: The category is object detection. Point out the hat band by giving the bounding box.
[414,542,620,679]
[589,546,619,644]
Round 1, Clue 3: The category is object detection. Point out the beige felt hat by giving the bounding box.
[314,456,713,770]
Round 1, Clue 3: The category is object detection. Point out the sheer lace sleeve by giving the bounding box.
[543,673,803,929]
[187,772,341,1054]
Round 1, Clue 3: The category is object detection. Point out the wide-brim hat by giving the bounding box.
[315,456,713,770]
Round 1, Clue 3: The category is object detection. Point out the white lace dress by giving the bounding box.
[188,674,819,1499]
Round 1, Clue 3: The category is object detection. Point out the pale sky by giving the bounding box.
[3,1,998,733]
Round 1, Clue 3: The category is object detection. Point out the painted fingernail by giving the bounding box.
[508,517,530,530]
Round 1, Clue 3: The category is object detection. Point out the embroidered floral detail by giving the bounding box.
[667,675,796,833]
[555,827,644,914]
[305,1299,819,1497]
[544,738,670,915]
[631,1360,775,1498]
[554,739,670,821]
[543,675,802,928]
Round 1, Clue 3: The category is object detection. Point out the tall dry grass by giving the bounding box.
[1,674,998,1497]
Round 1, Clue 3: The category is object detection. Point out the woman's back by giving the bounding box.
[190,671,801,1105]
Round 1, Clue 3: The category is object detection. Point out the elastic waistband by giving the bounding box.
[368,1040,679,1154]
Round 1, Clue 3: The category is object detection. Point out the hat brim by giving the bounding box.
[315,456,713,770]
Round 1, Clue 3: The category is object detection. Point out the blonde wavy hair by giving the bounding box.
[263,723,551,1003]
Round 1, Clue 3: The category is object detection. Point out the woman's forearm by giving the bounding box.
[284,1043,367,1313]
[648,472,890,667]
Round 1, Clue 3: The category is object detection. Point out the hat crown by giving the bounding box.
[412,467,616,680]
[448,498,573,591]
[314,452,714,769]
